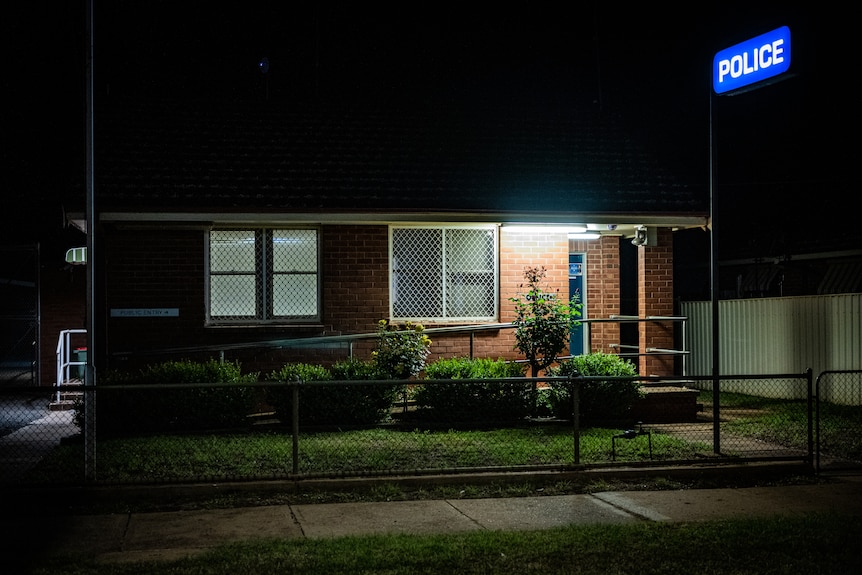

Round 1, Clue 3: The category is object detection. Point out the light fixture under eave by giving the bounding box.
[503,225,588,234]
[568,233,600,240]
[66,247,87,265]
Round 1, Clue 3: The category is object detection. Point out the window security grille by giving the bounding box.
[391,226,497,321]
[209,229,318,322]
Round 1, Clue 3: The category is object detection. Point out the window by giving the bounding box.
[208,229,319,323]
[391,226,497,321]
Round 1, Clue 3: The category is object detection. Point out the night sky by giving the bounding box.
[2,3,852,271]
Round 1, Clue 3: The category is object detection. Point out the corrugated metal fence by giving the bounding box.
[681,294,862,403]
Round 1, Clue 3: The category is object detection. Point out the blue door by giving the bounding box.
[568,253,585,356]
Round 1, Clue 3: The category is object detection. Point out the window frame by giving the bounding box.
[389,224,499,323]
[206,227,321,325]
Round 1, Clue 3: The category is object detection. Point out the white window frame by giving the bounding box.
[389,224,499,322]
[206,228,320,324]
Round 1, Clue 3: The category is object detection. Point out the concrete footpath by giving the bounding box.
[2,473,861,565]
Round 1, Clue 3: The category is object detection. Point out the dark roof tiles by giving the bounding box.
[92,99,706,217]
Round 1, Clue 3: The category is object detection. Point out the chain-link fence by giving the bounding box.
[3,371,859,486]
[816,370,862,473]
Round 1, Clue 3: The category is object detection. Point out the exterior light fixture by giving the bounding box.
[65,247,87,265]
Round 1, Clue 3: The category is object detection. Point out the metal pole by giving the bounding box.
[806,368,814,472]
[35,243,41,389]
[710,87,721,455]
[84,0,97,480]
[571,374,580,464]
[291,380,300,474]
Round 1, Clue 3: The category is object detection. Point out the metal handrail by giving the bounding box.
[109,315,689,367]
[56,329,87,402]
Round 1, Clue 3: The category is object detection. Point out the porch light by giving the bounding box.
[503,225,588,234]
[65,247,87,265]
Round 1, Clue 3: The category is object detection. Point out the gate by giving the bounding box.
[0,245,39,387]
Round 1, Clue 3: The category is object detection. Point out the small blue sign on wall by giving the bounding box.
[713,26,791,94]
[110,308,179,317]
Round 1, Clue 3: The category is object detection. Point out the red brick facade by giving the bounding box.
[498,228,570,362]
[637,227,675,376]
[37,224,678,382]
[582,235,622,354]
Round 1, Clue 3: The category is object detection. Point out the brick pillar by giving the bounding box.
[585,235,620,354]
[637,227,674,376]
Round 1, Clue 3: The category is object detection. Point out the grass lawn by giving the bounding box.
[26,391,860,486]
[26,512,862,574]
[16,391,862,573]
[29,425,707,485]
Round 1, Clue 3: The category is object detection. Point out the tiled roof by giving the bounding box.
[91,98,707,220]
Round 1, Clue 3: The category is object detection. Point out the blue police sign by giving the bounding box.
[713,26,791,94]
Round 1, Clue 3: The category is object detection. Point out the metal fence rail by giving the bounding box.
[2,371,857,486]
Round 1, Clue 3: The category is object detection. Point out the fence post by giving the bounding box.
[291,378,300,474]
[711,375,720,455]
[805,368,813,472]
[85,368,96,481]
[570,372,580,465]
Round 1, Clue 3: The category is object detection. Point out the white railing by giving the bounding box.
[56,329,87,403]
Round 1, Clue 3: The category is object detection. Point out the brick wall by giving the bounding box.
[638,227,675,376]
[105,228,205,354]
[61,223,632,377]
[321,225,389,359]
[499,228,570,365]
[583,235,621,353]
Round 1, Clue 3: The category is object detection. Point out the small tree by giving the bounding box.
[510,266,582,378]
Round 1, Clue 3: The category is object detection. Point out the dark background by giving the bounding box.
[3,3,853,299]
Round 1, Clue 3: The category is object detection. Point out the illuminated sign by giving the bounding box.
[713,26,791,94]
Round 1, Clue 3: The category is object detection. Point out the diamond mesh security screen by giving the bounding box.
[392,226,497,321]
[209,229,318,321]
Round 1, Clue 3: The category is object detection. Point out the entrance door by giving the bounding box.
[568,253,585,356]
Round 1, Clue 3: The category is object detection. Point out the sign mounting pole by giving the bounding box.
[709,25,792,455]
[84,0,97,480]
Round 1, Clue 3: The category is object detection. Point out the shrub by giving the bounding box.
[371,320,432,379]
[266,363,331,426]
[330,358,379,381]
[329,359,404,424]
[267,360,401,427]
[74,359,258,434]
[414,357,531,423]
[545,353,641,423]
